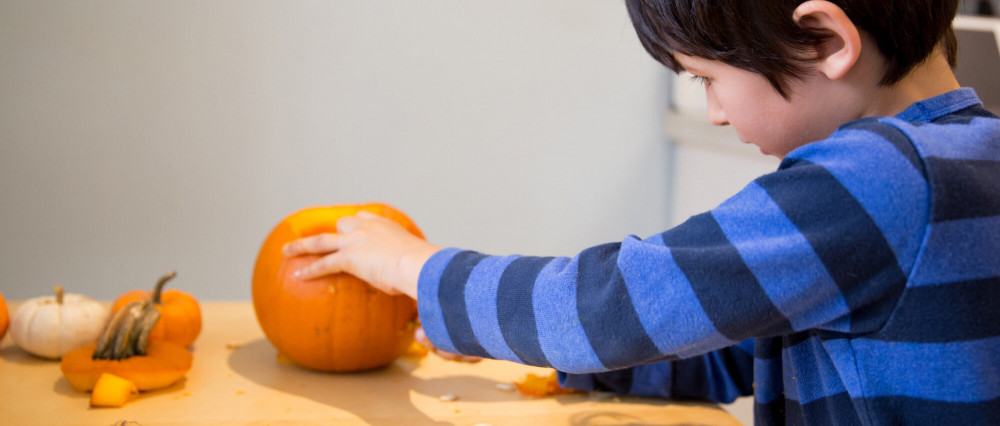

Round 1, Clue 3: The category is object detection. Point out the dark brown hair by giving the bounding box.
[626,0,959,97]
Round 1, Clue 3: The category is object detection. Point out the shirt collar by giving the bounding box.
[894,87,983,122]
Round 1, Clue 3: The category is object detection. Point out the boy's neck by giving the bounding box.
[864,48,961,118]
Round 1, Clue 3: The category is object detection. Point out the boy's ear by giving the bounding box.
[792,0,862,81]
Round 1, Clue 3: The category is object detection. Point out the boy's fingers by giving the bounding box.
[282,233,341,256]
[295,252,347,280]
[336,215,364,234]
[339,211,392,233]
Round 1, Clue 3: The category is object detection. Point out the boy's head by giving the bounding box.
[626,0,963,158]
[625,0,959,98]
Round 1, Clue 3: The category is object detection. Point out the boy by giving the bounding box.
[283,0,1000,424]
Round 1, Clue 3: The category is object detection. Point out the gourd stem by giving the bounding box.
[133,308,162,356]
[111,304,143,358]
[92,300,160,360]
[152,271,177,305]
[54,285,64,304]
[94,301,137,360]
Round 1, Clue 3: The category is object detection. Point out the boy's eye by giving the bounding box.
[689,75,711,86]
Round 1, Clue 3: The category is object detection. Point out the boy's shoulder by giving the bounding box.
[791,88,1000,166]
[867,88,999,163]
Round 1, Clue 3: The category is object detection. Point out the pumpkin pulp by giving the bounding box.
[89,373,139,407]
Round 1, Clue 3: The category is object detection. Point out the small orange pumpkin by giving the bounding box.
[61,299,192,392]
[111,272,201,348]
[252,203,421,372]
[0,291,8,341]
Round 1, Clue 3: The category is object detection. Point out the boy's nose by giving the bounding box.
[704,90,729,126]
[707,107,730,126]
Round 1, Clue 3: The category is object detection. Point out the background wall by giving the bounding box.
[0,1,673,300]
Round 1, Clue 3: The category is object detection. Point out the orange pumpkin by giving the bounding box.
[0,291,8,341]
[252,203,421,372]
[61,299,193,392]
[111,272,201,348]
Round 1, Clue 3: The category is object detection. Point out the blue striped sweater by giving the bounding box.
[417,88,1000,425]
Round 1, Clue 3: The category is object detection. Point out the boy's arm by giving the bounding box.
[417,133,925,372]
[558,339,755,403]
[286,127,925,375]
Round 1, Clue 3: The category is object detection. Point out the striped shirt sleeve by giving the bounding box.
[558,339,755,403]
[417,126,927,374]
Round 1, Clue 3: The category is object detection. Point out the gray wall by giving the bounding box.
[0,1,671,300]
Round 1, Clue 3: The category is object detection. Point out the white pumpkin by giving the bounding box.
[10,286,109,359]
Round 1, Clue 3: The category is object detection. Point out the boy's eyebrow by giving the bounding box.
[670,53,698,73]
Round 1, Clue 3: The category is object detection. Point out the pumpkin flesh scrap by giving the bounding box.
[90,373,138,407]
[514,371,578,397]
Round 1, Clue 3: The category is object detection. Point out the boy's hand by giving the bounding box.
[415,326,482,363]
[281,210,440,300]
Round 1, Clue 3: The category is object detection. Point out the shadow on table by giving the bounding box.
[53,374,189,403]
[0,344,54,365]
[227,338,734,426]
[227,338,520,425]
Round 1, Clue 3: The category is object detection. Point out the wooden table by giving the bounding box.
[0,302,740,425]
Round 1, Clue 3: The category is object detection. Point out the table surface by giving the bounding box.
[0,301,741,425]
